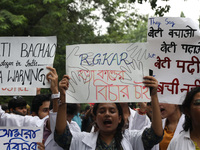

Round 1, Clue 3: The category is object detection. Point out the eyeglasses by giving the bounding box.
[193,99,200,106]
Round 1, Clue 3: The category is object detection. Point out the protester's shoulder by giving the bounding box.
[71,130,96,140]
[167,130,188,150]
[69,120,81,132]
[129,107,136,116]
[172,130,188,142]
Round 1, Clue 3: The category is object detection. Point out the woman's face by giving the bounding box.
[95,103,121,134]
[189,92,200,127]
[159,103,178,119]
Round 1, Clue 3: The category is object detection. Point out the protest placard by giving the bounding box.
[0,126,43,150]
[0,87,36,96]
[66,43,151,103]
[147,17,200,104]
[0,36,57,88]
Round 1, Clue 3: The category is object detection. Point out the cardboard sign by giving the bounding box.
[147,17,200,104]
[0,126,43,150]
[0,87,36,96]
[66,43,150,103]
[0,36,57,88]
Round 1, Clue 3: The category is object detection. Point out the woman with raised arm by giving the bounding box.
[54,75,163,150]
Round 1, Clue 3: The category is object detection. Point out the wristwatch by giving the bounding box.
[51,92,60,99]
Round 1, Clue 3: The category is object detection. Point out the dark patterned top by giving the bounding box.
[54,126,163,150]
[96,136,123,150]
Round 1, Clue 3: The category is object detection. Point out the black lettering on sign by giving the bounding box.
[7,68,46,85]
[0,71,2,83]
[20,43,56,58]
[0,42,11,57]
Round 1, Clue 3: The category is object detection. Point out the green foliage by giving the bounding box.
[0,0,171,104]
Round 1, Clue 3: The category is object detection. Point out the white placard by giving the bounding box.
[0,126,43,150]
[0,36,57,88]
[147,17,200,104]
[66,43,150,103]
[0,87,36,96]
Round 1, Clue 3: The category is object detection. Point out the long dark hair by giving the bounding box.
[93,103,124,150]
[182,87,200,131]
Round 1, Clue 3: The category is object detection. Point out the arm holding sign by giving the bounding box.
[141,76,163,149]
[45,66,60,133]
[54,75,72,149]
[55,75,69,134]
[46,66,59,113]
[0,67,58,127]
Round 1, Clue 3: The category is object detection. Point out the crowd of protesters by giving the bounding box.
[0,66,199,150]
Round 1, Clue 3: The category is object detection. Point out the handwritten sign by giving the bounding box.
[66,43,150,103]
[0,87,36,96]
[0,36,57,88]
[0,126,43,150]
[147,17,200,104]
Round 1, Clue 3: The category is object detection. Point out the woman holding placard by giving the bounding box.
[54,75,163,150]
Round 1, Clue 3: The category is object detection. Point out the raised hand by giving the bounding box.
[46,66,58,94]
[59,75,70,103]
[142,76,158,96]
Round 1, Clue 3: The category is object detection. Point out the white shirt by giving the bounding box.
[128,107,151,130]
[45,111,81,150]
[69,129,144,150]
[0,105,47,127]
[167,130,196,150]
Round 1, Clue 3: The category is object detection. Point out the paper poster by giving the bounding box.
[0,126,43,150]
[66,43,151,103]
[0,87,36,96]
[147,17,200,104]
[0,36,57,88]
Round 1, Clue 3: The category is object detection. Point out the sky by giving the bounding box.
[135,0,200,23]
[95,0,200,34]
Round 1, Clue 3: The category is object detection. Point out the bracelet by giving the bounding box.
[137,108,147,115]
[51,92,60,99]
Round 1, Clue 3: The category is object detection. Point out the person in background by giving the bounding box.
[1,103,9,113]
[158,103,184,150]
[120,101,151,131]
[0,66,59,150]
[45,103,81,150]
[81,105,95,132]
[8,96,27,116]
[72,103,82,129]
[167,87,200,150]
[26,104,31,115]
[31,94,52,119]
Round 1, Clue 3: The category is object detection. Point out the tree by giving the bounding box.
[0,0,171,103]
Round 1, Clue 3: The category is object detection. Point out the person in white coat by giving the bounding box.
[150,103,184,150]
[167,87,200,150]
[120,102,151,131]
[54,75,163,150]
[158,103,184,150]
[45,104,81,150]
[0,66,59,150]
